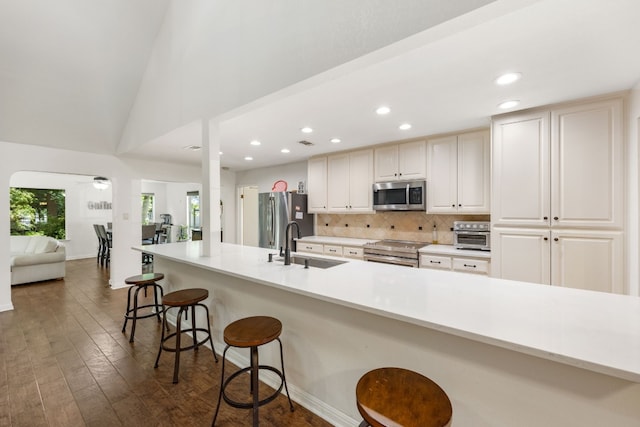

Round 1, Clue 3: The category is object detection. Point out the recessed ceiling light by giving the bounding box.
[183,145,201,151]
[301,127,313,133]
[281,148,290,153]
[219,151,223,155]
[399,123,412,130]
[498,100,520,109]
[244,156,253,161]
[250,140,261,146]
[330,138,341,143]
[376,106,391,115]
[495,72,522,85]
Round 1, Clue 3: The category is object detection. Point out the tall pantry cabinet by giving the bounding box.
[491,96,624,293]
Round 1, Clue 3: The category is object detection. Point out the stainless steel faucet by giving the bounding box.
[284,221,300,265]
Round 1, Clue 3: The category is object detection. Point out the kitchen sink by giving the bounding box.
[274,255,347,269]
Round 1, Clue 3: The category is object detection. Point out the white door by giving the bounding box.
[491,227,550,285]
[551,99,623,229]
[427,136,457,213]
[240,186,259,247]
[307,157,328,212]
[348,149,374,211]
[551,229,623,293]
[458,131,490,213]
[374,145,399,181]
[492,112,550,226]
[397,140,426,180]
[327,153,350,212]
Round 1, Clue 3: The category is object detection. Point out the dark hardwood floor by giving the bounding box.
[0,259,334,427]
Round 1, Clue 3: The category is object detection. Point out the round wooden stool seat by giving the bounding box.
[356,367,452,427]
[223,316,282,347]
[154,287,217,383]
[212,316,294,427]
[122,273,166,343]
[125,272,164,286]
[162,288,208,307]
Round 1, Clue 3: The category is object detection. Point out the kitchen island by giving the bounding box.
[136,241,640,426]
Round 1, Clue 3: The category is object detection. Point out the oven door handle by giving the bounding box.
[364,253,418,267]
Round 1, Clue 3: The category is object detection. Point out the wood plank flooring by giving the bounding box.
[0,259,334,427]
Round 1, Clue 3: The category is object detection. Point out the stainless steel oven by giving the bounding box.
[363,240,428,267]
[453,221,490,251]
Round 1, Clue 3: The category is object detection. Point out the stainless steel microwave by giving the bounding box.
[372,180,426,211]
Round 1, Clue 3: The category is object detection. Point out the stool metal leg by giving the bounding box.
[277,338,294,412]
[173,306,187,383]
[121,285,135,333]
[251,346,259,427]
[154,305,169,369]
[199,303,218,362]
[191,304,198,352]
[212,345,231,427]
[129,285,144,342]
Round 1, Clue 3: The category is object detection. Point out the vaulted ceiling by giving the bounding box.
[2,0,640,172]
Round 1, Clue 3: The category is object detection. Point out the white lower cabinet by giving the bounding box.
[420,253,490,275]
[297,242,364,260]
[296,242,324,254]
[492,228,623,293]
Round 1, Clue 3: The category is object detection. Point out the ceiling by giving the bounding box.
[126,0,640,171]
[2,1,640,172]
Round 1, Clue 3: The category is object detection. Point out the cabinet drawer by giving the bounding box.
[297,242,324,254]
[420,255,452,270]
[342,246,363,259]
[324,245,343,257]
[453,258,490,274]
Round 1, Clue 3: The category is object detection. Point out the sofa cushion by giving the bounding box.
[36,238,59,254]
[25,237,39,254]
[12,251,66,267]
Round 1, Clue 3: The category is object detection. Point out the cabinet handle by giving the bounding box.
[543,216,548,220]
[554,237,559,241]
[553,216,559,221]
[458,204,462,207]
[544,237,548,241]
[464,264,477,268]
[451,204,456,207]
[329,249,336,252]
[349,251,357,255]
[399,173,402,176]
[430,260,441,264]
[394,173,398,176]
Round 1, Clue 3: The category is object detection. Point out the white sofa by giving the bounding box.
[10,235,66,285]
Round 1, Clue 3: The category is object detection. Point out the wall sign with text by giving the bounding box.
[88,201,112,210]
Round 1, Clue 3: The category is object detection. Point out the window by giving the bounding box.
[187,191,200,230]
[141,193,155,225]
[10,187,66,239]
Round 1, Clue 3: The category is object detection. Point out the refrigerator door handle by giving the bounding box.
[270,196,276,246]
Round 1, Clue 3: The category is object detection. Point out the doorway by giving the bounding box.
[238,186,258,246]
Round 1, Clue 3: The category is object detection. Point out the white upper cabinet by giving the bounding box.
[374,140,426,182]
[427,130,490,214]
[307,157,328,213]
[492,98,623,229]
[327,149,373,213]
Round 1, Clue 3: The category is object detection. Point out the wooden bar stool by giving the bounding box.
[154,288,218,383]
[212,316,294,427]
[356,367,452,427]
[121,273,166,343]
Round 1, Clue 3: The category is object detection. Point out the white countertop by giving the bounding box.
[296,235,377,246]
[419,244,491,259]
[136,241,640,383]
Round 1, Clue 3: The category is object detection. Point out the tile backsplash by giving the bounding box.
[315,212,490,244]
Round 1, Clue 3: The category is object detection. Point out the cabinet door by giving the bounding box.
[452,258,490,275]
[307,157,328,212]
[398,140,426,180]
[551,98,623,229]
[327,153,350,212]
[348,149,374,212]
[426,136,457,213]
[458,131,490,213]
[323,245,343,257]
[492,112,550,226]
[491,228,550,285]
[374,145,399,181]
[297,242,324,254]
[551,229,623,293]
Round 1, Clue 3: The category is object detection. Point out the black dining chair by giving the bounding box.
[96,224,111,267]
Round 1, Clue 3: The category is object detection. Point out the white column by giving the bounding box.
[201,119,221,256]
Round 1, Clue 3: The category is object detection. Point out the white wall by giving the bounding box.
[118,0,496,154]
[0,140,201,312]
[10,172,113,260]
[627,84,640,295]
[235,161,308,194]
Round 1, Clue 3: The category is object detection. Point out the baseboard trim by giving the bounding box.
[0,302,15,312]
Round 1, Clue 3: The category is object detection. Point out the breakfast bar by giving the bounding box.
[136,241,640,426]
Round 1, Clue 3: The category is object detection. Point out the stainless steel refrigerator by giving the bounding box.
[258,192,314,252]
